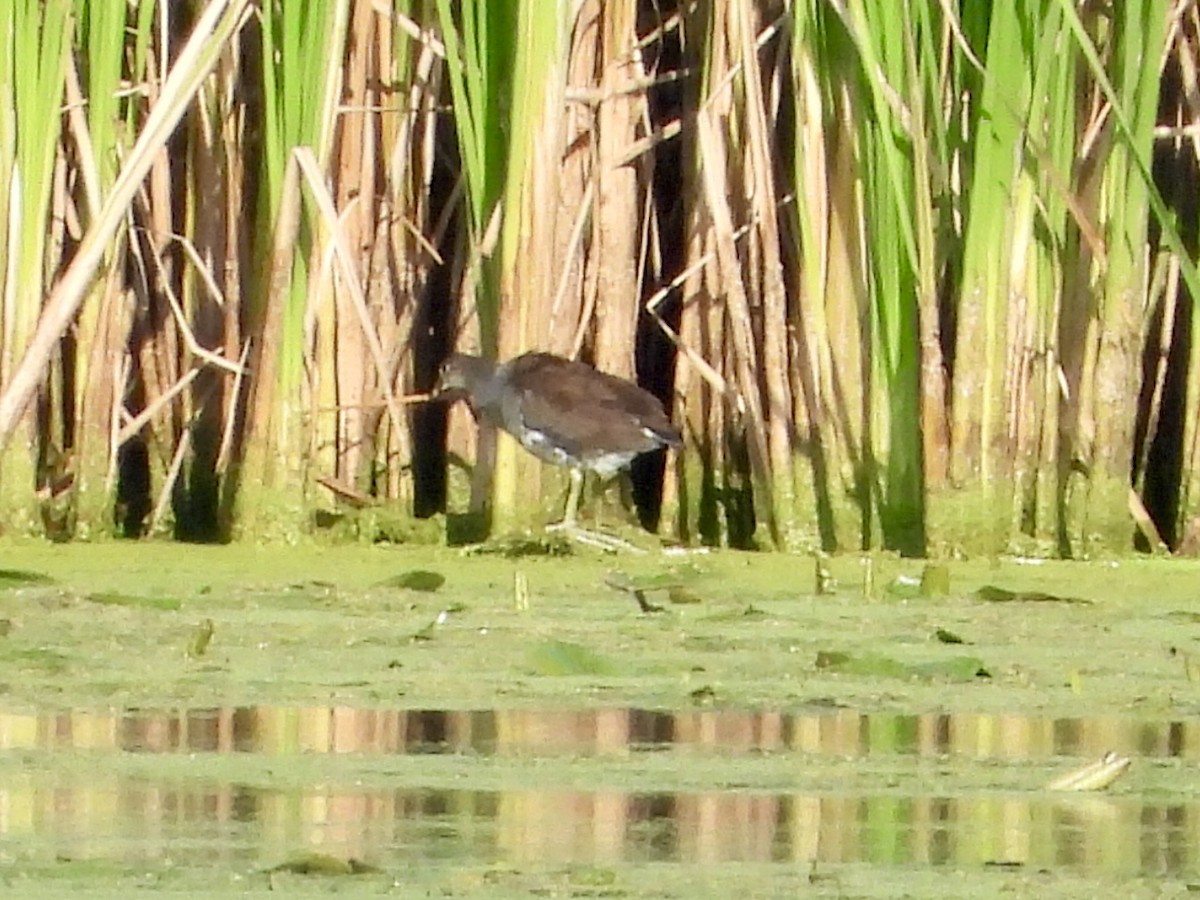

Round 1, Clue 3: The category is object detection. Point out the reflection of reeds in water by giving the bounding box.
[0,706,1198,760]
[0,706,1195,874]
[0,776,1178,874]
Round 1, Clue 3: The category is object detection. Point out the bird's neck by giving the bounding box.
[462,366,506,425]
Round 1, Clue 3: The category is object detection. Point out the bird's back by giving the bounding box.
[501,353,680,474]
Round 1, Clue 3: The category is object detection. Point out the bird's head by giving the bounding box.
[435,353,496,402]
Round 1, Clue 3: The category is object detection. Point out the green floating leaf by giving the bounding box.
[884,576,922,599]
[689,685,717,706]
[527,640,616,676]
[0,646,69,673]
[816,651,910,679]
[85,592,182,611]
[409,606,463,643]
[188,619,215,658]
[1166,610,1200,623]
[975,585,1091,604]
[1183,652,1200,684]
[605,564,706,593]
[933,627,966,645]
[378,570,446,592]
[667,586,704,605]
[920,564,951,597]
[909,656,990,681]
[816,650,987,682]
[0,569,55,589]
[605,566,709,613]
[266,853,378,876]
[410,621,439,643]
[567,866,617,887]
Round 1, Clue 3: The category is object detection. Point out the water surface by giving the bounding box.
[1,705,1194,882]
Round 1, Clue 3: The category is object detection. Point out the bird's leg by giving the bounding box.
[548,468,643,553]
[563,467,584,528]
[546,469,585,532]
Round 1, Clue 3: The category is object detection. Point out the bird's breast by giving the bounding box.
[517,428,577,468]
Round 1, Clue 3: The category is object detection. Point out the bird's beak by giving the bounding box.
[431,370,448,398]
[432,379,463,403]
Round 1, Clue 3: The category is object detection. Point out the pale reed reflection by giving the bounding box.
[0,778,1188,873]
[0,706,1197,874]
[3,706,1198,759]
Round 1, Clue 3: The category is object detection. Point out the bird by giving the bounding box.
[436,351,680,547]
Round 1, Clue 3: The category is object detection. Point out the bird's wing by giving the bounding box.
[506,354,670,455]
[516,383,657,457]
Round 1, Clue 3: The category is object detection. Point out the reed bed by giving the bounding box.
[0,0,1192,557]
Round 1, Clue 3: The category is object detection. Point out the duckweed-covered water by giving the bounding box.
[1,541,1199,897]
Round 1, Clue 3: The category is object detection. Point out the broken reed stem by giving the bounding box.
[216,340,254,475]
[151,427,191,534]
[117,368,201,447]
[141,227,244,375]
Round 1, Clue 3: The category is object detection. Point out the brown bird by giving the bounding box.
[436,352,680,544]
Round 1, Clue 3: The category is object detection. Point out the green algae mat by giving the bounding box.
[1,540,1199,897]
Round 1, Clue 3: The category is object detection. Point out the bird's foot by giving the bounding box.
[546,521,646,554]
